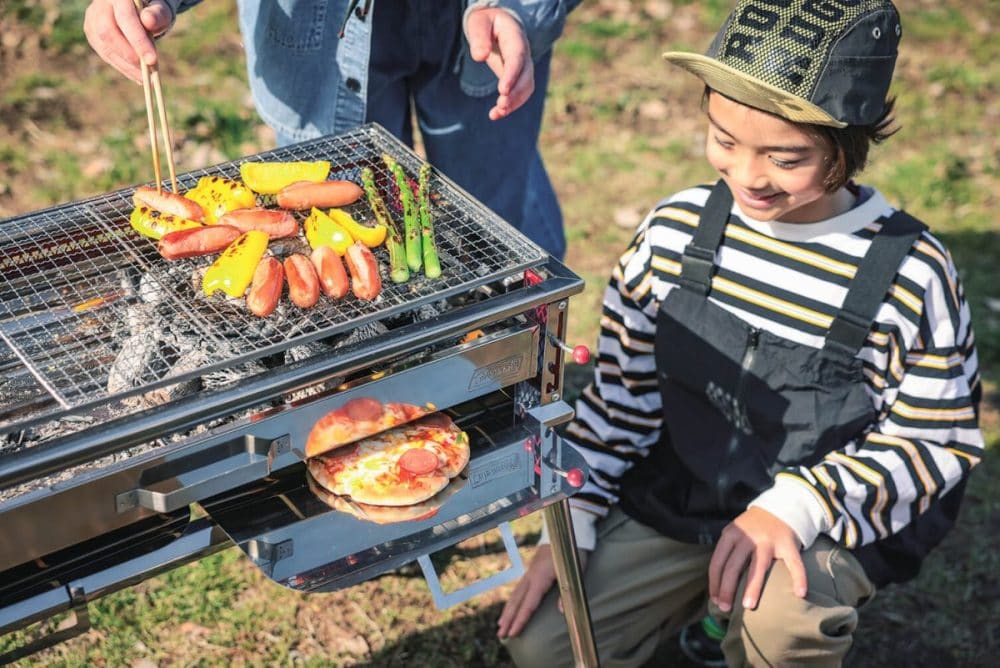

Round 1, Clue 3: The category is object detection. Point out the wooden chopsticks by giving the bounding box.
[132,0,177,195]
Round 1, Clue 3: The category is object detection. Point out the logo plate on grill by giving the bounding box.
[469,354,524,391]
[470,453,522,487]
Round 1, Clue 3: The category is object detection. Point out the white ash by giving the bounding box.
[414,302,443,321]
[201,359,269,391]
[106,331,164,401]
[334,321,388,348]
[139,271,170,304]
[188,266,208,296]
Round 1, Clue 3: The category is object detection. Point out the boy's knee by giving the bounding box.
[731,601,858,667]
[502,612,572,668]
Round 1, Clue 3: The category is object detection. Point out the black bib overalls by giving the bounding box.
[618,181,965,587]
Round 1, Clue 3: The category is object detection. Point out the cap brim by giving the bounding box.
[662,52,847,129]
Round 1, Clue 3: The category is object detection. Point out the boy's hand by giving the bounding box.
[497,544,589,639]
[84,0,173,84]
[464,8,534,121]
[709,506,807,613]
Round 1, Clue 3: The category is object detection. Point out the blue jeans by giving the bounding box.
[276,0,565,259]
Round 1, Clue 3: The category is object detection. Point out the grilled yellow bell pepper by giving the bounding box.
[129,206,203,240]
[202,230,269,298]
[327,207,387,248]
[186,176,256,224]
[304,207,353,255]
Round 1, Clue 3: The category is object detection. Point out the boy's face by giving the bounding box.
[705,93,842,224]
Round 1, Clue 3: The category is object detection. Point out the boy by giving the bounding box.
[499,1,984,666]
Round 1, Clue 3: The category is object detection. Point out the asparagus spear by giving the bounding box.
[361,167,409,284]
[417,163,442,279]
[382,153,422,273]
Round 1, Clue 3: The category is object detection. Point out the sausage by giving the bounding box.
[284,253,320,308]
[310,245,350,299]
[276,180,364,210]
[246,257,284,317]
[344,240,382,301]
[157,225,241,260]
[133,186,205,221]
[217,207,298,239]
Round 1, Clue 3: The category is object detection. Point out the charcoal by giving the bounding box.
[143,345,207,406]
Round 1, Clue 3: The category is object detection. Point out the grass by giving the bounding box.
[1,0,998,666]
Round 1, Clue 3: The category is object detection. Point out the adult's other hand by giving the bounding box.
[465,7,534,121]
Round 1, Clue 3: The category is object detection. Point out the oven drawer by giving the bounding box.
[200,401,585,594]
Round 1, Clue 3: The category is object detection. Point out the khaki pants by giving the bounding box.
[503,506,875,668]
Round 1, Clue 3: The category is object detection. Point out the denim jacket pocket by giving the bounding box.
[456,49,499,97]
[264,0,330,52]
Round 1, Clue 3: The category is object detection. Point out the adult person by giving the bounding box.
[499,1,984,666]
[83,0,579,258]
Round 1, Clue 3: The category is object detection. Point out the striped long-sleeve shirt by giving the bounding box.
[561,183,984,552]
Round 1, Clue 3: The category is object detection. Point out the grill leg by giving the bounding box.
[543,499,599,667]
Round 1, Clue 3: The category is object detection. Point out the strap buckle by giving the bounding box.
[679,243,716,294]
[825,309,872,357]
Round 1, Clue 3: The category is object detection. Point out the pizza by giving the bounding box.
[306,412,470,507]
[305,397,435,458]
[306,470,464,524]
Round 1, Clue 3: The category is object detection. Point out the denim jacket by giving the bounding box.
[167,0,578,142]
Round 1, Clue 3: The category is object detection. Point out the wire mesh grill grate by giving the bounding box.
[0,124,545,432]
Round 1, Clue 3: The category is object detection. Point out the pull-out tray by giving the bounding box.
[200,402,585,594]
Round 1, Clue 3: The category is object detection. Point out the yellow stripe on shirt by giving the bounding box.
[865,432,937,513]
[890,400,977,423]
[827,452,889,538]
[713,276,833,328]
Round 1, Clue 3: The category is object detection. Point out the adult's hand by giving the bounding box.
[83,0,174,84]
[497,544,589,639]
[465,8,534,121]
[708,506,808,613]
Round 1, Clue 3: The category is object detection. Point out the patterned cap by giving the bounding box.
[664,0,902,127]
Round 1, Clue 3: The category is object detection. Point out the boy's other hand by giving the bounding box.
[497,544,589,639]
[465,8,535,121]
[708,507,807,613]
[84,0,173,84]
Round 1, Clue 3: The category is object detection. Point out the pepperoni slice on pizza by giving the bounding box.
[306,412,470,507]
[305,397,436,458]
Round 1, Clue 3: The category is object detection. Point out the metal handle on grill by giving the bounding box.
[115,434,291,514]
[416,521,525,610]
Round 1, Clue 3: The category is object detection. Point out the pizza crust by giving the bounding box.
[306,472,464,524]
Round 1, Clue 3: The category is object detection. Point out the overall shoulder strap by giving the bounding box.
[824,210,928,358]
[679,180,732,295]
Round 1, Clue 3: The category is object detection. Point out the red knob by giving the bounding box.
[547,333,591,365]
[566,468,585,488]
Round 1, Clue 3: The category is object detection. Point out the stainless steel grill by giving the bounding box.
[0,123,597,666]
[0,124,543,434]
